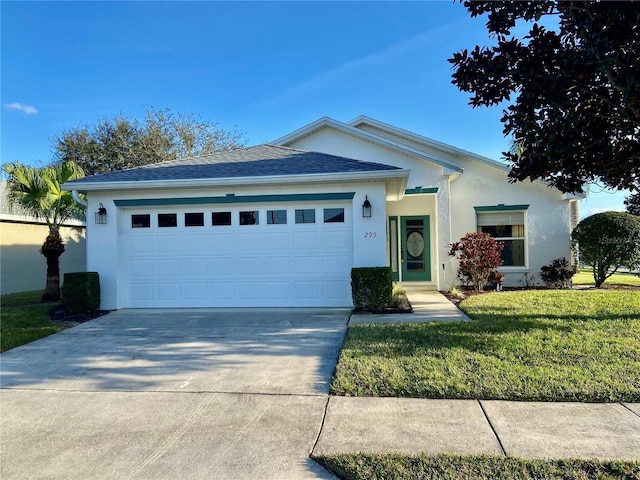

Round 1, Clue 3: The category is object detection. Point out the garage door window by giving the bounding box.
[295,209,315,224]
[158,213,178,228]
[324,208,344,223]
[240,210,259,225]
[185,212,204,227]
[132,214,151,228]
[267,209,287,225]
[212,211,231,226]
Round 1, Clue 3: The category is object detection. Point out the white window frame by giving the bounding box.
[475,208,529,270]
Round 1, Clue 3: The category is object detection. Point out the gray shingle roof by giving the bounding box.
[67,144,400,184]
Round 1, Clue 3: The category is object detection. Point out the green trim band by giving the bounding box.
[405,187,438,195]
[474,204,529,212]
[114,192,356,207]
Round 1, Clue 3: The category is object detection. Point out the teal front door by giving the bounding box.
[401,216,431,281]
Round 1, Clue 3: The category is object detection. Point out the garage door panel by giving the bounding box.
[121,203,353,307]
[294,281,321,299]
[263,256,291,274]
[130,259,153,278]
[183,283,207,300]
[207,258,234,276]
[235,232,264,249]
[324,281,349,299]
[157,283,180,301]
[128,236,151,254]
[155,235,180,252]
[181,258,208,276]
[293,256,321,274]
[293,231,321,249]
[130,284,153,302]
[208,233,234,250]
[238,282,262,299]
[236,257,261,275]
[322,256,351,274]
[264,281,291,299]
[210,282,234,299]
[180,234,207,252]
[156,259,180,277]
[322,230,350,249]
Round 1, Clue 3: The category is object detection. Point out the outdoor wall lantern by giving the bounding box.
[362,196,372,218]
[95,203,107,224]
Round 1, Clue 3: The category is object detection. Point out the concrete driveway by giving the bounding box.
[0,308,349,479]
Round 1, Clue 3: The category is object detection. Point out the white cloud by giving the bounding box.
[4,102,38,115]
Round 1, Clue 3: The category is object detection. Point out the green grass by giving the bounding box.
[331,290,640,402]
[314,453,640,480]
[1,290,68,352]
[573,268,640,287]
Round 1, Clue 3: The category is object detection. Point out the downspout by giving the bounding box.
[72,190,88,207]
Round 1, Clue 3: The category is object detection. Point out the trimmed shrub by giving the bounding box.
[572,211,640,287]
[351,267,393,311]
[540,257,575,289]
[61,272,101,313]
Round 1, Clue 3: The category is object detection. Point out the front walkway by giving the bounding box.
[349,290,471,324]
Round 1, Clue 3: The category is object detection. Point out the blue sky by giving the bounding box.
[1,1,629,217]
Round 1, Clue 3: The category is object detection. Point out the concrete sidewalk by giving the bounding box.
[314,397,640,461]
[350,290,471,324]
[329,292,640,463]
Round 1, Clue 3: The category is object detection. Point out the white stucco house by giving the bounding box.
[63,116,581,309]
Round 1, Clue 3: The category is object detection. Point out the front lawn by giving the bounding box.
[331,290,640,402]
[315,453,640,480]
[0,290,68,352]
[573,268,640,287]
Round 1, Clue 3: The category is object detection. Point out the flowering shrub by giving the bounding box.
[449,232,504,291]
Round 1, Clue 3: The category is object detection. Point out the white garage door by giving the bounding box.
[120,202,353,307]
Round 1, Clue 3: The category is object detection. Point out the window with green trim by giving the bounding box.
[477,211,526,267]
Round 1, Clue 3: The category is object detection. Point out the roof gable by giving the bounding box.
[347,115,509,173]
[273,117,464,174]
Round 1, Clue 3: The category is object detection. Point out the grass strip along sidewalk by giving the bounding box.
[314,453,640,480]
[331,289,640,402]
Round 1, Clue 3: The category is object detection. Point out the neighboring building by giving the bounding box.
[63,116,581,309]
[0,181,86,295]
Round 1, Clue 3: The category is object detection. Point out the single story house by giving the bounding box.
[0,180,86,295]
[63,116,580,309]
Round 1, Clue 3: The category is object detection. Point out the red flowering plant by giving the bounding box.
[449,232,504,292]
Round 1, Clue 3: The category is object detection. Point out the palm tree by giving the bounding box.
[3,161,85,301]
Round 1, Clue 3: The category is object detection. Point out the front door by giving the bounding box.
[400,216,431,281]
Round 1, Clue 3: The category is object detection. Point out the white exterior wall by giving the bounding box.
[287,125,573,289]
[86,181,388,310]
[450,161,572,287]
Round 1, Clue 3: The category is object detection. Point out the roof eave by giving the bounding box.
[62,169,411,193]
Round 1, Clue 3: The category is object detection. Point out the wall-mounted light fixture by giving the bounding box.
[362,195,372,218]
[95,203,107,224]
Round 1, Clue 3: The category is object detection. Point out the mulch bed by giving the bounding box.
[49,305,112,325]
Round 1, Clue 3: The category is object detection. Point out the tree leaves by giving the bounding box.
[53,108,246,176]
[450,1,640,193]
